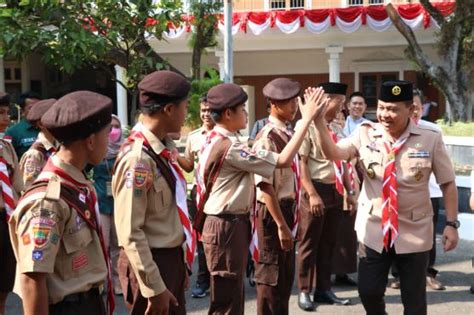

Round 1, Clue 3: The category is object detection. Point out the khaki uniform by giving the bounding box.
[184,127,209,183]
[295,120,344,294]
[19,132,58,189]
[113,125,186,314]
[0,139,22,293]
[253,116,296,315]
[9,155,107,305]
[201,126,277,315]
[339,120,455,315]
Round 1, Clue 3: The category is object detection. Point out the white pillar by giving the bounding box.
[115,65,129,127]
[223,0,233,83]
[0,58,4,93]
[215,49,225,81]
[21,58,31,92]
[325,46,344,83]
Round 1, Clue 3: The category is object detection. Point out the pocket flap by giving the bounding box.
[411,210,430,221]
[201,232,217,245]
[63,228,93,254]
[258,249,279,265]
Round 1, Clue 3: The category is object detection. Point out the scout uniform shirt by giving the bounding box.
[184,126,210,183]
[203,126,278,216]
[19,132,58,189]
[8,155,107,304]
[0,139,23,210]
[295,120,336,184]
[112,125,184,298]
[253,116,295,202]
[339,121,455,254]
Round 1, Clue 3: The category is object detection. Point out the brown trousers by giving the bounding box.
[117,247,186,315]
[202,214,250,315]
[49,288,105,315]
[297,181,343,293]
[255,200,295,315]
[331,211,358,275]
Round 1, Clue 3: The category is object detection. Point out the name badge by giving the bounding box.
[106,181,113,197]
[408,151,430,158]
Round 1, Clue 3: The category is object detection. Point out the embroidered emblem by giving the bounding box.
[133,162,151,188]
[72,253,89,270]
[79,193,86,204]
[32,250,44,261]
[84,210,91,220]
[392,86,401,96]
[22,233,31,245]
[32,225,52,248]
[50,233,60,245]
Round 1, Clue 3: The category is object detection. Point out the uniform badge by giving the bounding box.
[367,168,376,179]
[414,169,424,181]
[32,225,52,248]
[32,250,43,261]
[415,143,422,148]
[84,210,91,220]
[79,193,86,204]
[392,86,401,96]
[240,150,249,159]
[50,233,60,245]
[387,152,395,161]
[133,162,151,188]
[25,159,36,175]
[22,233,31,245]
[72,252,88,270]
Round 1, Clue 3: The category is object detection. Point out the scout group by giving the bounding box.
[0,70,460,315]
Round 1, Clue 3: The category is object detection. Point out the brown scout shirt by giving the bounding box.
[295,120,335,183]
[19,132,58,189]
[253,116,295,202]
[203,126,278,216]
[112,125,184,298]
[339,120,455,254]
[184,126,210,184]
[8,155,107,304]
[0,139,23,211]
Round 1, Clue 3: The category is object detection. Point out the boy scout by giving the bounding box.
[19,98,59,189]
[9,91,113,315]
[177,95,214,298]
[113,70,192,315]
[252,78,301,315]
[312,80,459,315]
[198,83,326,315]
[295,82,352,311]
[0,92,22,315]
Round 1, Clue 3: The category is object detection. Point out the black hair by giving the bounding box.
[210,104,241,123]
[413,88,424,103]
[18,91,41,107]
[349,91,366,103]
[199,93,208,104]
[141,95,187,115]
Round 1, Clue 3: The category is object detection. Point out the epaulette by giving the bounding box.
[44,174,61,201]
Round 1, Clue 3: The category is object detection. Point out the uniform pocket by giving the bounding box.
[153,177,172,208]
[59,227,95,280]
[255,249,279,286]
[63,227,93,254]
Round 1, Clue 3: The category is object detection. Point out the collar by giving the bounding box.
[268,115,287,130]
[374,120,421,142]
[50,155,90,185]
[139,124,175,155]
[214,125,238,138]
[38,132,57,151]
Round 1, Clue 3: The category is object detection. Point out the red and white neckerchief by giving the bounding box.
[42,161,115,315]
[267,121,301,237]
[129,127,196,271]
[0,156,15,221]
[328,129,345,195]
[381,136,408,250]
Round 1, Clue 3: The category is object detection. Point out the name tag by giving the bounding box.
[106,181,113,197]
[408,151,430,158]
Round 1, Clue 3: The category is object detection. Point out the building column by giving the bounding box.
[115,65,128,127]
[215,49,225,81]
[0,58,4,93]
[325,45,344,83]
[21,58,31,92]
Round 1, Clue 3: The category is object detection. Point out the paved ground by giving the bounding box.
[6,236,474,314]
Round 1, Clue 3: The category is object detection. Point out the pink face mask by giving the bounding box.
[109,127,122,143]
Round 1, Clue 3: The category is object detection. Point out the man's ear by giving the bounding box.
[162,103,174,116]
[85,133,95,151]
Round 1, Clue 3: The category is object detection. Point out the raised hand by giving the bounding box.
[298,87,327,122]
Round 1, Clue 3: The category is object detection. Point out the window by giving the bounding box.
[348,0,363,6]
[270,0,305,10]
[360,72,398,107]
[348,0,383,6]
[3,63,21,83]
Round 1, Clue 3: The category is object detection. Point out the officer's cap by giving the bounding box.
[138,70,190,109]
[379,80,413,103]
[207,83,248,111]
[26,98,57,122]
[318,82,348,96]
[263,78,301,101]
[41,91,112,143]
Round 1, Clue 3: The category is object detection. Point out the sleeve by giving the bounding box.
[14,199,68,274]
[112,153,166,298]
[294,120,311,158]
[431,132,456,185]
[19,150,43,190]
[183,134,193,162]
[252,136,275,186]
[338,125,362,160]
[5,141,23,195]
[226,141,278,179]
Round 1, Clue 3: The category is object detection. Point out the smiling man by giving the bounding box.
[343,92,368,136]
[312,80,459,315]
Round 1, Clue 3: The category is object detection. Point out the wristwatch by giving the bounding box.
[445,220,461,229]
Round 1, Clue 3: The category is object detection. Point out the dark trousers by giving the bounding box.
[117,247,186,315]
[392,197,440,278]
[297,182,343,294]
[202,214,250,315]
[358,243,429,315]
[49,288,105,315]
[189,186,210,286]
[0,212,15,292]
[255,200,295,315]
[331,211,357,275]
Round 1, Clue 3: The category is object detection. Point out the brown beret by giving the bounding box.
[138,70,190,109]
[263,78,301,101]
[26,98,57,122]
[318,82,348,95]
[41,91,112,143]
[0,92,10,106]
[207,83,248,111]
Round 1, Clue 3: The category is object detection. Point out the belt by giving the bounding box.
[209,213,249,222]
[60,287,101,303]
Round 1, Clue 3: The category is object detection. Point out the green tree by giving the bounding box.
[0,0,184,118]
[187,0,222,80]
[387,1,473,122]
